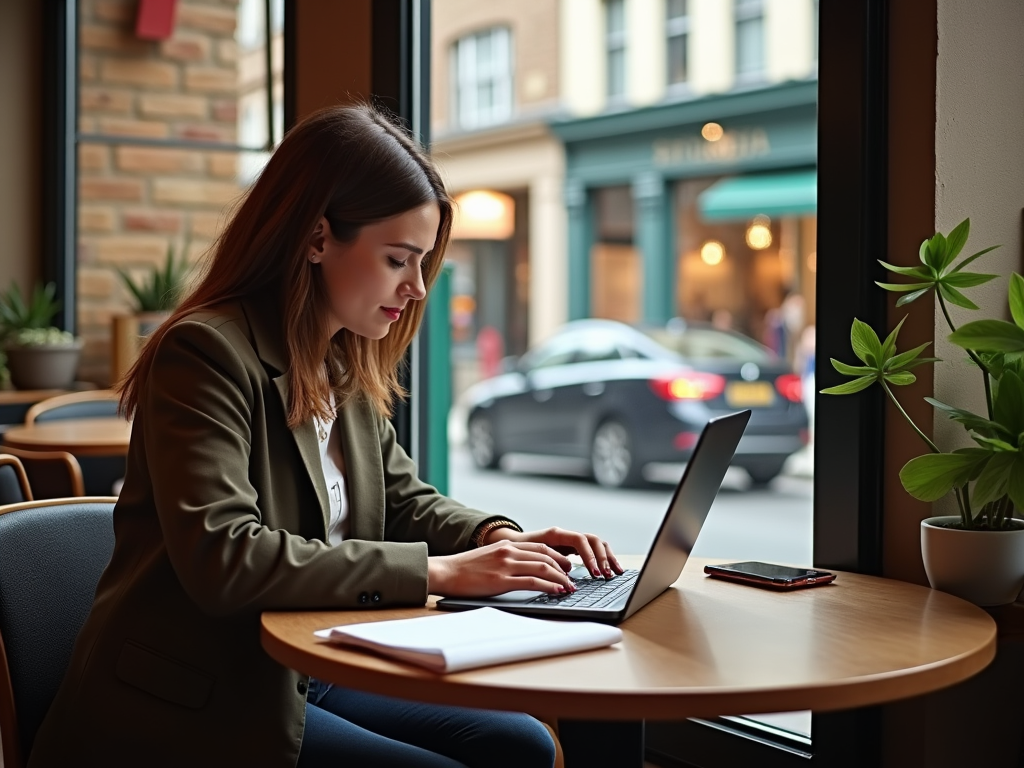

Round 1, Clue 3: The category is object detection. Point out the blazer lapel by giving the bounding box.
[241,296,330,536]
[337,400,385,542]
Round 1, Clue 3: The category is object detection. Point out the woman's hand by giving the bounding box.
[484,527,624,579]
[427,541,575,597]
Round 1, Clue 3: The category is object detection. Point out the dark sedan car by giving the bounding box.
[464,319,809,488]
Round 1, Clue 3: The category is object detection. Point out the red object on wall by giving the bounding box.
[135,0,178,40]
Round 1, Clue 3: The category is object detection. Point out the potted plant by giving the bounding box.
[823,218,1024,605]
[0,281,83,390]
[117,243,191,335]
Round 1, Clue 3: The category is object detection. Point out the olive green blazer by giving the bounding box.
[29,298,498,768]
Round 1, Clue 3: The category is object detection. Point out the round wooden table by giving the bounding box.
[2,417,132,456]
[261,558,996,722]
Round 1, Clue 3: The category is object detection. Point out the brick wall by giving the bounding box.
[76,0,245,385]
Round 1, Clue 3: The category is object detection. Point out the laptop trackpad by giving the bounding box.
[488,590,546,603]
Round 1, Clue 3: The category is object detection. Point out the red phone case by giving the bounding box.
[703,565,836,590]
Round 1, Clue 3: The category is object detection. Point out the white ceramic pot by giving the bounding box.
[921,515,1024,606]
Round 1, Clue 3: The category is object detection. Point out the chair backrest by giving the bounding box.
[0,498,117,768]
[0,456,32,505]
[0,447,84,499]
[24,390,120,425]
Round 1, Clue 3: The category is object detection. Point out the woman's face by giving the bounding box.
[309,202,441,339]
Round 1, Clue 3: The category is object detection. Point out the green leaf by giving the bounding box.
[972,451,1017,508]
[926,232,948,270]
[940,272,997,289]
[850,319,882,367]
[1009,454,1024,511]
[884,371,917,386]
[926,397,1015,439]
[878,261,934,280]
[900,450,989,502]
[1009,273,1024,329]
[972,436,1017,451]
[820,376,876,395]
[950,320,1024,353]
[938,283,980,310]
[895,287,933,307]
[831,360,876,376]
[876,282,932,293]
[951,245,1000,273]
[993,370,1024,437]
[943,218,970,266]
[885,341,931,371]
[880,315,908,361]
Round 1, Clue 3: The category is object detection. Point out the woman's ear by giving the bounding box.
[308,217,328,263]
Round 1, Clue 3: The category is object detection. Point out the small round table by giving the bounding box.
[261,558,996,722]
[2,417,132,456]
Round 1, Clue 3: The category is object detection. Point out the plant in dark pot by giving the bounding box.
[0,281,83,390]
[117,244,191,335]
[823,219,1024,605]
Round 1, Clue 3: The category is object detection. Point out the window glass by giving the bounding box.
[606,0,626,99]
[452,27,513,129]
[647,327,773,361]
[735,0,765,79]
[667,0,690,86]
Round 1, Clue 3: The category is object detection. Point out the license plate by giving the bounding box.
[725,381,775,407]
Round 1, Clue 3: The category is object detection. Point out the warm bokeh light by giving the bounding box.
[701,122,724,142]
[700,240,725,265]
[807,251,818,272]
[745,223,772,250]
[452,190,515,240]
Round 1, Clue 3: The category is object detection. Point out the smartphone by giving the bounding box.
[703,561,836,590]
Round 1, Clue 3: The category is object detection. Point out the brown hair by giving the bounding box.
[118,104,453,427]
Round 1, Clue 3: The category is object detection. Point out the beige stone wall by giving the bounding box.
[76,0,245,385]
[431,0,560,135]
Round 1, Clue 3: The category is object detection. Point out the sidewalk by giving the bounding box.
[783,445,814,479]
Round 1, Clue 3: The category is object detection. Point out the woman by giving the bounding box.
[29,105,622,768]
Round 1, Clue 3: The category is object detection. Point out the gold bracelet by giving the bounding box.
[471,519,520,548]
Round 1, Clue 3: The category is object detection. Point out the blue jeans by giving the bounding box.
[297,679,556,768]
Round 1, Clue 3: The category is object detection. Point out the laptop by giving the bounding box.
[437,409,751,625]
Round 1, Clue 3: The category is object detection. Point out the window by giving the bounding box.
[735,0,765,81]
[452,27,513,130]
[666,0,690,87]
[605,0,626,100]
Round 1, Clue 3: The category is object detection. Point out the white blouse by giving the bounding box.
[312,395,349,546]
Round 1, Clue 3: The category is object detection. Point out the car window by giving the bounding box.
[646,327,772,361]
[523,336,580,370]
[574,333,623,363]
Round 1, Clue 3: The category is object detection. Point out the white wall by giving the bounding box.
[687,0,733,96]
[765,0,814,82]
[933,0,1024,501]
[560,0,606,116]
[625,0,666,107]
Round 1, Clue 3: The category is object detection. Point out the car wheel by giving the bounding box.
[746,460,787,487]
[468,415,502,470]
[591,420,644,488]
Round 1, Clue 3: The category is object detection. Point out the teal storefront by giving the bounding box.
[550,79,818,330]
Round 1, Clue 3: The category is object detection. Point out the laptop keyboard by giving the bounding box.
[529,569,639,609]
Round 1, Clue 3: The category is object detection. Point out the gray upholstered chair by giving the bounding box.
[0,454,32,505]
[0,497,117,768]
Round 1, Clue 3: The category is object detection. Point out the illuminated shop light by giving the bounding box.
[745,214,772,250]
[701,122,724,142]
[700,240,725,265]
[452,190,515,240]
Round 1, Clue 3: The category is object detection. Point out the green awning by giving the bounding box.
[698,169,817,221]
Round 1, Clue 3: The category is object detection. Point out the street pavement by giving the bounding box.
[448,446,814,566]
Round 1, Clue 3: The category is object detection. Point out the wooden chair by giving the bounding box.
[0,446,84,499]
[0,497,117,768]
[0,455,32,504]
[24,389,120,425]
[22,390,125,496]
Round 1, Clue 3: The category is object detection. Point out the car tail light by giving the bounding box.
[775,374,803,403]
[650,372,726,401]
[674,431,700,450]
